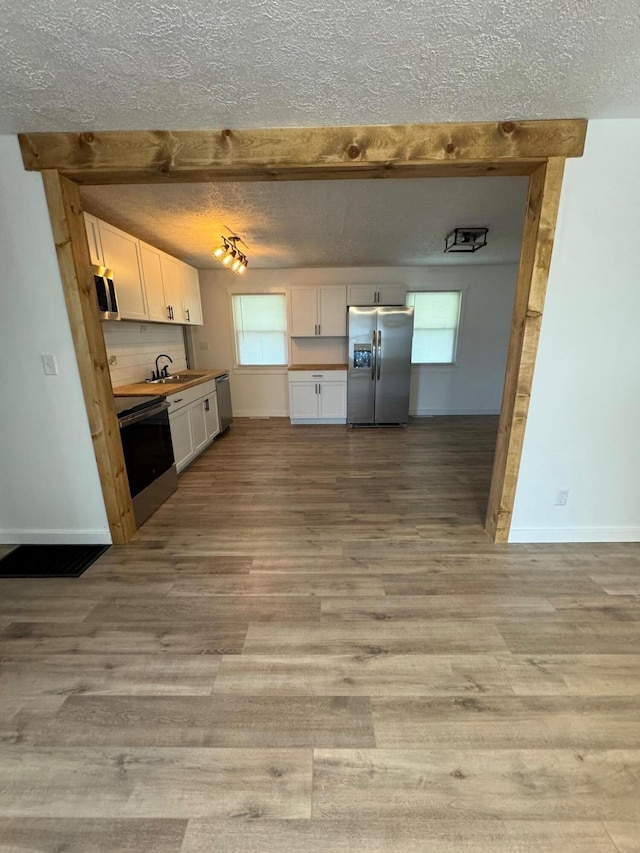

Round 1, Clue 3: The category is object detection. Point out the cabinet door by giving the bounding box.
[98,221,147,320]
[84,213,104,266]
[203,393,220,441]
[190,399,208,454]
[159,254,183,323]
[289,382,319,419]
[347,285,377,306]
[378,284,407,305]
[318,382,347,419]
[169,407,194,473]
[139,242,170,322]
[181,264,203,325]
[290,289,318,337]
[318,287,346,336]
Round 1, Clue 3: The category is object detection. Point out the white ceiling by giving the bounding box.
[1,0,640,133]
[81,177,528,268]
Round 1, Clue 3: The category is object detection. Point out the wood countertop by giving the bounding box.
[288,364,348,371]
[113,369,228,396]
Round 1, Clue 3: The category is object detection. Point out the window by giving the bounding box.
[406,291,461,364]
[232,294,287,366]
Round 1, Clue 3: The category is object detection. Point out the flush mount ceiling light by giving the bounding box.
[444,227,489,254]
[212,235,249,274]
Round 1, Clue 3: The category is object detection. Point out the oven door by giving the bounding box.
[118,401,175,498]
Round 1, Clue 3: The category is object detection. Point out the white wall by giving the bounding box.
[510,119,640,543]
[103,321,187,387]
[0,136,110,545]
[193,265,517,418]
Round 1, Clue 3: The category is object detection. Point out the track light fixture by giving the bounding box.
[212,235,249,274]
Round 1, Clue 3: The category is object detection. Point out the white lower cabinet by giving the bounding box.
[169,406,194,472]
[168,381,220,472]
[203,393,220,440]
[191,400,208,455]
[288,371,347,424]
[289,382,318,419]
[318,381,348,419]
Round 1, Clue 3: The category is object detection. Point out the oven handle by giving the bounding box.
[118,400,170,429]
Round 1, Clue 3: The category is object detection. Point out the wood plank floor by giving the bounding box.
[1,416,639,852]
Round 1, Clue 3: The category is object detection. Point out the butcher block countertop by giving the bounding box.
[113,369,228,396]
[288,363,348,371]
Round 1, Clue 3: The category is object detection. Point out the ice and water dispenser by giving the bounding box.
[353,343,372,369]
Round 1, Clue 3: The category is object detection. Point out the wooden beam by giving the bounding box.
[485,157,566,543]
[41,171,136,544]
[46,160,544,186]
[19,120,586,184]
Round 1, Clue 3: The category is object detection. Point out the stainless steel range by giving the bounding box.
[115,395,178,527]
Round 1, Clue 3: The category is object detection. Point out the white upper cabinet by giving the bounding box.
[85,213,203,327]
[347,284,407,306]
[84,213,104,267]
[290,289,317,337]
[181,264,204,325]
[97,220,148,321]
[290,287,346,337]
[139,242,171,322]
[318,287,347,336]
[159,253,184,323]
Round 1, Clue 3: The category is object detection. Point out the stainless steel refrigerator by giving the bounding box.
[347,305,414,427]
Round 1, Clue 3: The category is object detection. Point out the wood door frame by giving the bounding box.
[20,119,586,543]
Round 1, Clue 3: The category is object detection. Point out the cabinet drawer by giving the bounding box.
[288,370,347,383]
[166,379,216,413]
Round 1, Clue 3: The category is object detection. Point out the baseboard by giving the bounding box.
[290,418,347,425]
[509,527,640,543]
[235,410,289,418]
[0,529,112,545]
[410,409,501,416]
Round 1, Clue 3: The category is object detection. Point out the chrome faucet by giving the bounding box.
[152,353,173,380]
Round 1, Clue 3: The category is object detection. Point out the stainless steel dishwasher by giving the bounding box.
[215,373,233,433]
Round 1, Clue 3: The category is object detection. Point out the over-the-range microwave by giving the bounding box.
[93,264,120,320]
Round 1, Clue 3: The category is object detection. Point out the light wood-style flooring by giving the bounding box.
[1,416,639,852]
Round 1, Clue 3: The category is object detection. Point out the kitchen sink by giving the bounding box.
[145,372,207,384]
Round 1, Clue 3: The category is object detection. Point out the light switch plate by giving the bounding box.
[42,354,59,375]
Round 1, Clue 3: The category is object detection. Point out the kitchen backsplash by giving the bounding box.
[103,321,188,388]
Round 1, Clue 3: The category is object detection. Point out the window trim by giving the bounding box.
[229,291,289,369]
[407,286,466,367]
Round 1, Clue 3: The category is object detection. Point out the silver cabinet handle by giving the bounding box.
[204,398,210,412]
[173,397,183,403]
[311,374,323,378]
[377,330,382,380]
[167,305,171,320]
[186,308,190,322]
[318,323,321,335]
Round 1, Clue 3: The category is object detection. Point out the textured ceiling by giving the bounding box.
[81,177,528,268]
[1,0,640,132]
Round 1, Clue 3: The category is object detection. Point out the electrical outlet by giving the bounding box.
[555,489,569,506]
[199,340,209,351]
[41,353,59,375]
[108,355,118,366]
[140,325,148,333]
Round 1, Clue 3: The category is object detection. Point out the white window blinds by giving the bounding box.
[406,291,461,364]
[232,294,287,366]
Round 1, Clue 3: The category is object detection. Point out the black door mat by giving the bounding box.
[0,544,110,578]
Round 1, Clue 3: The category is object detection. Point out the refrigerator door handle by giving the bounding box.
[377,330,382,380]
[371,330,377,380]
